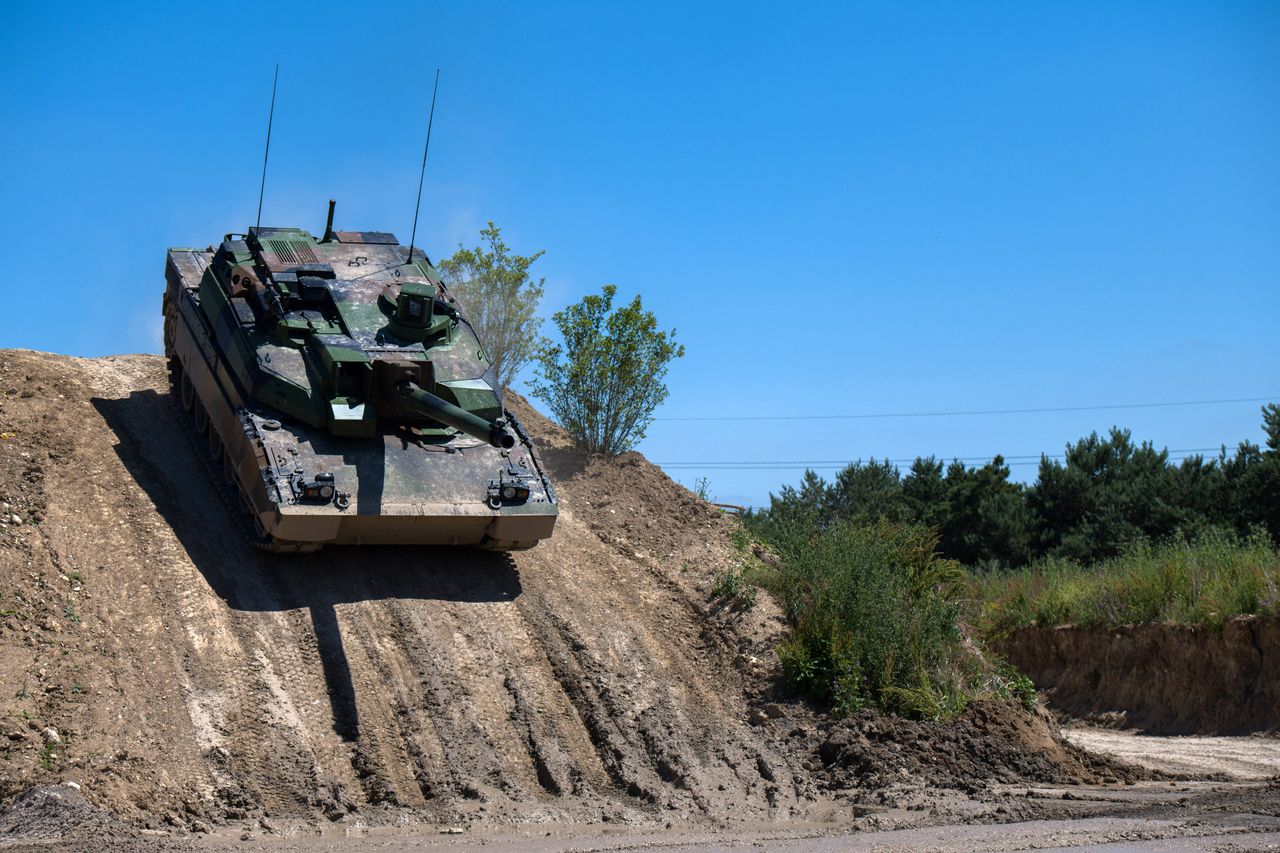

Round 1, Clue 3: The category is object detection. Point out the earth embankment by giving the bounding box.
[0,349,1118,839]
[1005,620,1280,734]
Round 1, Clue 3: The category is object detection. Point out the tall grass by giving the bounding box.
[764,519,971,719]
[976,530,1280,633]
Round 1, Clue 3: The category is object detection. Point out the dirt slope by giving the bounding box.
[0,349,1110,838]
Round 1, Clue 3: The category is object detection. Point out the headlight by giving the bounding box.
[294,472,338,504]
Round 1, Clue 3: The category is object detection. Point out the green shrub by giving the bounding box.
[985,662,1038,713]
[710,567,757,610]
[770,519,967,719]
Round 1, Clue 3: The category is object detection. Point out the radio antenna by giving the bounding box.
[406,68,441,265]
[255,64,279,231]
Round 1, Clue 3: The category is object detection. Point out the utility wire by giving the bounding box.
[659,449,1225,471]
[658,447,1223,468]
[653,396,1277,423]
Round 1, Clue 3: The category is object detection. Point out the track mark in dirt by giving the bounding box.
[0,349,1140,838]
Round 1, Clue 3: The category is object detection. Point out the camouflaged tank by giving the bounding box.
[162,209,557,552]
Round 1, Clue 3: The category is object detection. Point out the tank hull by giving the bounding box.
[163,245,557,552]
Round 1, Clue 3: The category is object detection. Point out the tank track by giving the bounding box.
[165,354,322,555]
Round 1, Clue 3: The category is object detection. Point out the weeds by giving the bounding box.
[976,530,1280,632]
[985,662,1038,713]
[38,741,57,771]
[768,519,968,719]
[711,567,757,610]
[694,476,712,502]
[63,604,80,623]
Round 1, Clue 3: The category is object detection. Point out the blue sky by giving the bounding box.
[2,1,1277,508]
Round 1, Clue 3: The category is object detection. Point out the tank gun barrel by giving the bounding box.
[396,382,515,449]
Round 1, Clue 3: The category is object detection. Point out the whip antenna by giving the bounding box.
[255,64,279,230]
[406,68,441,264]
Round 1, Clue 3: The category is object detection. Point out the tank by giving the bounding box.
[161,206,557,553]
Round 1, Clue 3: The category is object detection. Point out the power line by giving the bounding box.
[653,396,1277,423]
[659,448,1224,471]
[660,447,1220,466]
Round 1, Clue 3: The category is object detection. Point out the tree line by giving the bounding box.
[746,408,1280,568]
[440,222,1277,567]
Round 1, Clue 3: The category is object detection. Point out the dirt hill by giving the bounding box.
[0,349,1115,839]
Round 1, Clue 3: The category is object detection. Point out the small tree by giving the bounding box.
[532,285,684,455]
[438,222,545,391]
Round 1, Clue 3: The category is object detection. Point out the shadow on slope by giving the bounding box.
[91,389,521,742]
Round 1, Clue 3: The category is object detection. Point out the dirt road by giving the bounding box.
[1065,729,1280,781]
[182,733,1279,850]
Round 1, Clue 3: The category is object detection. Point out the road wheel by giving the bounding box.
[180,370,196,413]
[193,400,209,436]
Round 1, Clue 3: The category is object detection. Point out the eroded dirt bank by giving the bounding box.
[1005,620,1280,735]
[0,349,1173,848]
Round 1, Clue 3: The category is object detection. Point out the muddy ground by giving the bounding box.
[0,349,1276,851]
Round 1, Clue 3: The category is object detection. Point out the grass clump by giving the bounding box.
[710,567,758,610]
[768,518,969,719]
[985,662,1038,713]
[38,741,57,771]
[977,530,1280,632]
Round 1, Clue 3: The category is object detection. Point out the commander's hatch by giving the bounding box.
[247,228,348,344]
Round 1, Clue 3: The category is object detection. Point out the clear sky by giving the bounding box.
[2,1,1277,508]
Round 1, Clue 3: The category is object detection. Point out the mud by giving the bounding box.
[0,349,1128,842]
[176,778,1280,851]
[0,782,183,852]
[817,701,1150,798]
[1005,621,1280,735]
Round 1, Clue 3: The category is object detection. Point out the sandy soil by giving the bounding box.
[1065,729,1280,781]
[0,349,1275,851]
[1005,621,1280,735]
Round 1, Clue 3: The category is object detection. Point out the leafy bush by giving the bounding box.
[987,662,1038,713]
[532,285,684,455]
[769,519,968,719]
[976,530,1280,632]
